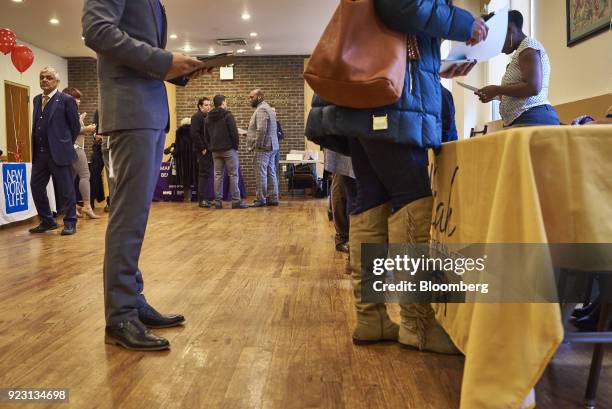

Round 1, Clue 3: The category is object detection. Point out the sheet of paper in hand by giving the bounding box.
[440,6,509,73]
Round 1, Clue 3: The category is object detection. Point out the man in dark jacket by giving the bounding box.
[203,95,247,209]
[191,97,213,207]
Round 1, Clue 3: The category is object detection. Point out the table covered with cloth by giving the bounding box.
[429,125,612,409]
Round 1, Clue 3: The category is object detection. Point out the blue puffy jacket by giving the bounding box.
[307,0,474,149]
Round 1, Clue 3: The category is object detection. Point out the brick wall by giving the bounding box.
[67,57,98,160]
[67,55,307,195]
[176,55,307,195]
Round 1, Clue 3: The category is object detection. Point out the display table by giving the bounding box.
[1,162,56,226]
[153,161,246,202]
[430,126,612,409]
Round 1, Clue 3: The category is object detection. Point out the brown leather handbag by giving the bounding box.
[304,0,407,109]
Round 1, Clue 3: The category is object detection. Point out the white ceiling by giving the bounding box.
[0,0,337,57]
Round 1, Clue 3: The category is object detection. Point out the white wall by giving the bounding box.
[451,0,489,138]
[0,41,68,156]
[533,0,612,105]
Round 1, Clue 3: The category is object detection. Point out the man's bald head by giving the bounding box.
[249,89,265,108]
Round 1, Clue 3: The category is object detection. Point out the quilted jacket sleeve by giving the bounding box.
[374,0,474,42]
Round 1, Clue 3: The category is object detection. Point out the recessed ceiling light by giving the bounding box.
[49,18,60,25]
[182,44,193,52]
[169,34,178,39]
[208,48,215,55]
[12,0,24,3]
[241,13,251,20]
[254,44,262,51]
[236,49,246,54]
[249,32,258,37]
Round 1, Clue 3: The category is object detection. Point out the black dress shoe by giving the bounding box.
[232,201,249,209]
[266,201,280,207]
[105,319,169,351]
[29,223,59,234]
[138,304,185,328]
[573,303,601,332]
[335,242,349,253]
[571,299,600,320]
[250,200,266,208]
[60,225,76,236]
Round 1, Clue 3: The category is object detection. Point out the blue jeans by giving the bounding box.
[509,104,560,127]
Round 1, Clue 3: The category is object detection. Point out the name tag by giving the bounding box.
[372,114,388,131]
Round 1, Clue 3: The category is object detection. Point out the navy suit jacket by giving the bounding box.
[32,91,81,166]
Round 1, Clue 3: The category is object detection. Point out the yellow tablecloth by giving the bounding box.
[430,126,612,409]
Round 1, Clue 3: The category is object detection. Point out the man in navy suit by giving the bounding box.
[29,67,80,236]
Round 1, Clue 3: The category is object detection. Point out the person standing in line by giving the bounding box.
[83,0,209,351]
[191,97,214,208]
[203,95,248,209]
[307,0,487,352]
[248,89,279,207]
[62,87,101,219]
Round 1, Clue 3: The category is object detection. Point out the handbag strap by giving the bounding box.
[407,35,421,60]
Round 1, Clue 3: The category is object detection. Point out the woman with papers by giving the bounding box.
[476,10,560,127]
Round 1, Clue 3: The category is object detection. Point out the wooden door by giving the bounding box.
[4,82,31,163]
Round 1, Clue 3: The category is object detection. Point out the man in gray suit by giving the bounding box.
[83,0,208,351]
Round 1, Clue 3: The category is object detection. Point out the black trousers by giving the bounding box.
[30,151,77,227]
[349,137,431,214]
[197,151,213,202]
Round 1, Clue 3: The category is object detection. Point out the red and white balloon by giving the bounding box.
[0,28,16,55]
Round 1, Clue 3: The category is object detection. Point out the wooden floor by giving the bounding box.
[0,199,610,409]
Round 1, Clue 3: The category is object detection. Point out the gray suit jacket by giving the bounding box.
[82,0,182,134]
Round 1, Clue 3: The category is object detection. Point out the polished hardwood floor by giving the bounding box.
[0,199,610,409]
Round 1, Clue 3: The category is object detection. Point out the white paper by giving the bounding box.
[456,81,501,101]
[456,81,479,93]
[444,6,509,65]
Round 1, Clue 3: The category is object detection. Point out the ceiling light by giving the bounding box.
[254,43,262,51]
[81,36,85,40]
[208,48,215,55]
[12,0,24,3]
[236,49,246,54]
[169,34,178,40]
[182,44,193,52]
[249,32,258,37]
[241,13,251,20]
[49,18,60,25]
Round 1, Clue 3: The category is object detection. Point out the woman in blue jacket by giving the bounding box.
[307,0,487,353]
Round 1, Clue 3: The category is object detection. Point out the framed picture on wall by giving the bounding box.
[566,0,612,46]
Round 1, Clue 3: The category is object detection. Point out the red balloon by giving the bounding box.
[0,28,16,55]
[11,45,34,74]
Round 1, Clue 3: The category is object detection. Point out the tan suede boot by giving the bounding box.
[349,203,399,345]
[388,196,460,355]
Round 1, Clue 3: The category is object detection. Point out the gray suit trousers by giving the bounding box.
[104,128,165,325]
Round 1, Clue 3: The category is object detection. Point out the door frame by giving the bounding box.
[4,80,31,162]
